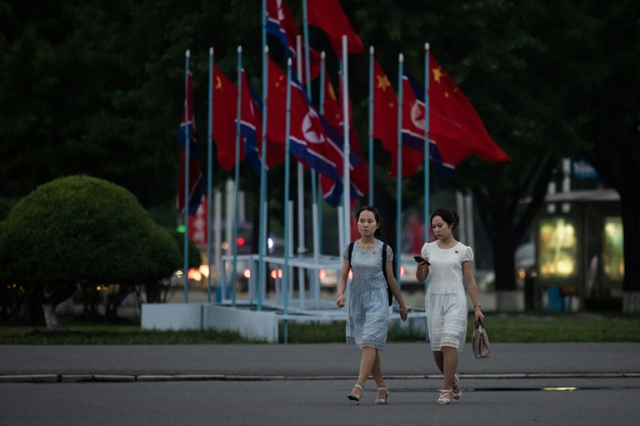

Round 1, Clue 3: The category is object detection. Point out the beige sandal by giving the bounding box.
[374,387,390,405]
[452,374,462,401]
[348,384,364,402]
[437,389,452,405]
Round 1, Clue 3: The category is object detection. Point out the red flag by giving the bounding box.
[265,0,321,83]
[322,77,342,127]
[322,77,369,198]
[373,60,423,177]
[265,58,289,145]
[307,0,364,58]
[188,196,207,246]
[401,73,453,177]
[429,55,510,165]
[266,58,343,187]
[177,69,203,215]
[211,64,244,171]
[240,70,285,174]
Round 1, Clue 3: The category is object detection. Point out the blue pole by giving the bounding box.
[302,0,312,95]
[302,0,319,258]
[424,44,431,341]
[258,0,268,312]
[183,50,191,304]
[341,36,351,248]
[395,54,404,288]
[207,47,214,304]
[368,46,374,206]
[231,46,242,308]
[424,43,431,244]
[283,58,293,344]
[317,51,326,254]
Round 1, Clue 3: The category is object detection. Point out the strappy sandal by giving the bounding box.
[437,389,452,405]
[452,374,462,401]
[374,387,390,405]
[348,384,364,402]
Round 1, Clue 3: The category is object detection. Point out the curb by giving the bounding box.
[1,372,638,383]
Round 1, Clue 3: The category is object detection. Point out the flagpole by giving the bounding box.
[423,44,431,330]
[302,0,312,92]
[207,47,214,304]
[341,35,351,246]
[318,51,326,254]
[257,45,269,312]
[302,0,320,266]
[368,46,374,206]
[295,36,306,307]
[183,49,191,304]
[231,45,243,307]
[424,43,431,244]
[258,0,268,312]
[283,58,293,344]
[395,53,403,287]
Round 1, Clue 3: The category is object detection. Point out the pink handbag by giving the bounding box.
[472,319,491,359]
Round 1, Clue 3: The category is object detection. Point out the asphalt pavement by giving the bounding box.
[2,343,640,426]
[1,342,639,381]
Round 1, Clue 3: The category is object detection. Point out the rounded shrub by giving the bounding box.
[1,175,181,292]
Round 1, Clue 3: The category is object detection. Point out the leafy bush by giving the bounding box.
[0,175,182,325]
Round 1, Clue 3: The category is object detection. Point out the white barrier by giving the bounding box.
[141,303,279,343]
[203,305,278,343]
[141,303,202,330]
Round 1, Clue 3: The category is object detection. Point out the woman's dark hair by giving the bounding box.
[355,205,382,238]
[430,207,459,230]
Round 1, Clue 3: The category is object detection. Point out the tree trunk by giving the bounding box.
[491,233,521,310]
[41,284,76,331]
[620,191,640,312]
[473,156,557,311]
[42,303,62,331]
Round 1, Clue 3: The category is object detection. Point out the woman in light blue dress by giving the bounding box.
[337,206,408,405]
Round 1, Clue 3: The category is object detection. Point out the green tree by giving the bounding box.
[352,0,593,308]
[578,0,640,312]
[0,175,181,329]
[1,0,636,312]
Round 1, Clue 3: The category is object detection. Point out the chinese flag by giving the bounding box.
[265,58,289,145]
[322,77,342,128]
[266,58,343,185]
[307,0,364,58]
[322,77,369,198]
[429,55,510,166]
[373,60,423,177]
[240,70,285,174]
[211,64,244,171]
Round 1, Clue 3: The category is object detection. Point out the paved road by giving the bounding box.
[2,342,639,378]
[1,343,639,425]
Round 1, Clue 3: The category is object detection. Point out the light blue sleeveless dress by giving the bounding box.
[344,240,393,350]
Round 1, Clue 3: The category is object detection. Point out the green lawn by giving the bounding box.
[1,312,638,344]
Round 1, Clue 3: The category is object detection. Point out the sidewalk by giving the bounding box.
[2,342,639,383]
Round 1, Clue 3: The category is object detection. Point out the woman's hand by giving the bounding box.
[474,306,484,321]
[399,305,408,321]
[415,257,430,283]
[336,294,346,308]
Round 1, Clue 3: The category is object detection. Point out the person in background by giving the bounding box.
[416,207,484,405]
[337,206,408,405]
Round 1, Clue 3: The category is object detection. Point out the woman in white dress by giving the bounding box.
[416,208,484,405]
[337,206,408,405]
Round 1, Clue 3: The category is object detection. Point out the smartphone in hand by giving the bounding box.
[414,255,430,265]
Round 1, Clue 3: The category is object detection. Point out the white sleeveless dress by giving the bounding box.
[421,241,473,352]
